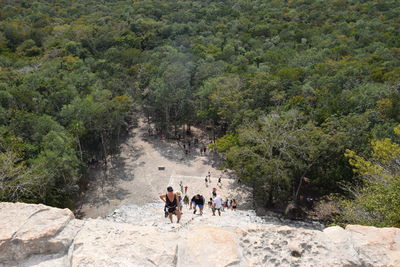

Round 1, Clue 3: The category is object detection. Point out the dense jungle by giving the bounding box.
[0,0,399,227]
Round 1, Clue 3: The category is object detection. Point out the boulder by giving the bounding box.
[345,225,400,267]
[0,202,80,265]
[284,201,305,219]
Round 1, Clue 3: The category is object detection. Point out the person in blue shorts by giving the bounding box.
[190,194,205,215]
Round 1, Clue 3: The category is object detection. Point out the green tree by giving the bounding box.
[342,125,400,227]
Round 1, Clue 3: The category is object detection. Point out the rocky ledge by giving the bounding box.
[1,202,399,267]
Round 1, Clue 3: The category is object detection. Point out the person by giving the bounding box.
[160,186,181,223]
[176,191,183,213]
[208,198,213,209]
[183,194,189,205]
[179,181,183,193]
[232,199,237,211]
[205,176,208,185]
[184,185,188,194]
[218,176,222,186]
[190,194,205,215]
[212,192,223,216]
[208,171,211,182]
[225,199,229,209]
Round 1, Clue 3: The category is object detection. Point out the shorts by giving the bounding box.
[212,207,221,211]
[195,204,203,209]
[167,206,177,213]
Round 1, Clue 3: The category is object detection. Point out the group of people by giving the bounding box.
[180,138,209,156]
[159,185,238,223]
[160,187,206,223]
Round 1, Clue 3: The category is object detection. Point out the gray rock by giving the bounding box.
[1,202,399,267]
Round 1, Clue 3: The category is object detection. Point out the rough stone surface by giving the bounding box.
[0,202,78,265]
[70,219,178,267]
[177,226,242,267]
[1,202,399,267]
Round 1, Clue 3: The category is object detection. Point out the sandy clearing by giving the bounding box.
[77,117,251,218]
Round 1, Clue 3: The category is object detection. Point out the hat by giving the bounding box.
[167,186,173,192]
[176,191,182,196]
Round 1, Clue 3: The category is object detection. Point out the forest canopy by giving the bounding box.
[0,0,399,226]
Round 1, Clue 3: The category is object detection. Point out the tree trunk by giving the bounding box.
[77,137,83,161]
[165,105,169,138]
[100,132,108,179]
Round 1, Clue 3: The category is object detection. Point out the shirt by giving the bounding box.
[191,196,205,205]
[213,196,223,209]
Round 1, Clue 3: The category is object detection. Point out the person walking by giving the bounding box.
[177,191,183,213]
[179,181,183,193]
[184,185,188,194]
[232,199,238,211]
[225,199,230,210]
[183,194,189,206]
[160,186,181,223]
[212,192,223,216]
[205,176,208,185]
[212,187,217,196]
[217,176,222,186]
[190,194,205,215]
[208,198,213,209]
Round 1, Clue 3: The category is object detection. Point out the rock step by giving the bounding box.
[1,202,399,267]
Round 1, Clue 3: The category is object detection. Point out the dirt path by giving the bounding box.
[77,117,251,218]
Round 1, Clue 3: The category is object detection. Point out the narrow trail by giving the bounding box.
[77,117,252,219]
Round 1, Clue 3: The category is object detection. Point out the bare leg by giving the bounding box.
[168,213,173,223]
[176,210,181,223]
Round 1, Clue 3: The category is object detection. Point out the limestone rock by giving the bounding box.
[70,219,179,267]
[177,226,242,267]
[345,225,400,267]
[1,202,399,267]
[0,202,80,265]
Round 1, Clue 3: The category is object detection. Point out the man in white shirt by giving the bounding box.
[212,192,223,216]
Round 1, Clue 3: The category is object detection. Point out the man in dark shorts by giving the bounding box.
[160,186,181,223]
[190,194,205,215]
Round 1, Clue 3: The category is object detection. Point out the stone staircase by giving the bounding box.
[1,202,399,267]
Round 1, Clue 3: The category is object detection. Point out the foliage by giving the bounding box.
[0,0,399,217]
[342,125,400,227]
